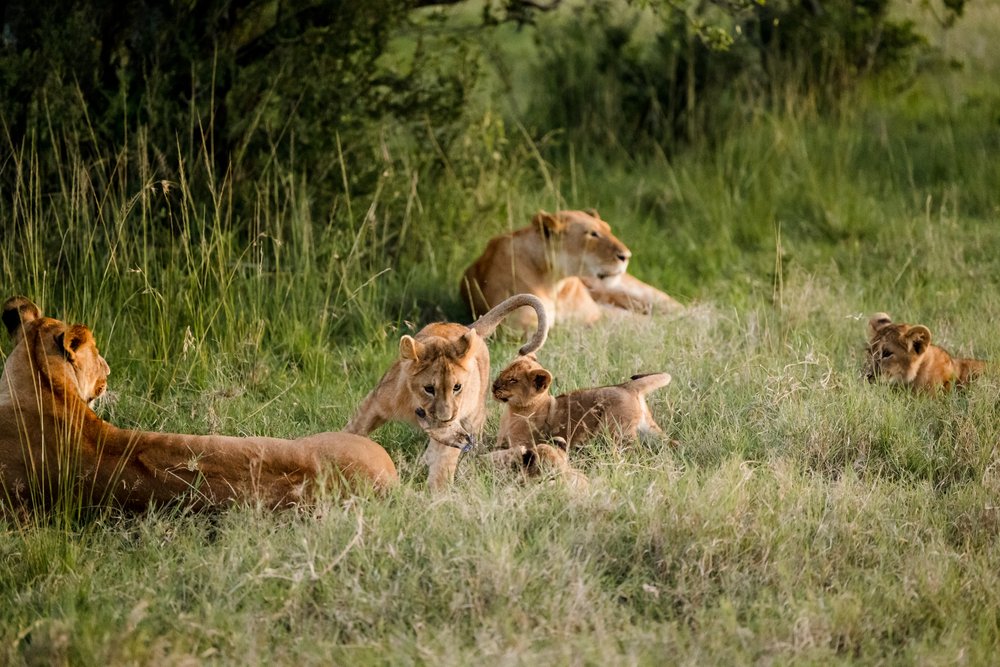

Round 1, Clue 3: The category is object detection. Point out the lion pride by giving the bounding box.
[0,296,397,513]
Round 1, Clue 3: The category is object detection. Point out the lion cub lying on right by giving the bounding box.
[865,312,986,392]
[492,355,672,450]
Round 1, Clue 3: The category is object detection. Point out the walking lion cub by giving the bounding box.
[491,355,672,451]
[345,294,549,490]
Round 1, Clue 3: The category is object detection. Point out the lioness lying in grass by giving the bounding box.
[461,209,681,333]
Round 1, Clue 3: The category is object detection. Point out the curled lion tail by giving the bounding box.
[468,293,549,356]
[625,372,672,395]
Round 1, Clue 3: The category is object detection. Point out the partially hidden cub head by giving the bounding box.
[398,328,479,443]
[864,312,932,387]
[523,438,589,489]
[533,209,631,280]
[3,296,111,405]
[492,354,552,407]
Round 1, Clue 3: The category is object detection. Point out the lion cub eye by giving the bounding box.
[453,383,462,393]
[423,385,435,395]
[508,378,518,384]
[881,349,892,359]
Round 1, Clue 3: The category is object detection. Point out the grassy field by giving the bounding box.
[3,3,1000,665]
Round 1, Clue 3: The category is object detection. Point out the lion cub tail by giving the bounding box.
[624,372,672,396]
[469,293,549,356]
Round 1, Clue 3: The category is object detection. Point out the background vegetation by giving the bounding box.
[2,0,998,663]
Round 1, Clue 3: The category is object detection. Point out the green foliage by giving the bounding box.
[0,0,480,213]
[2,1,1000,664]
[526,0,928,153]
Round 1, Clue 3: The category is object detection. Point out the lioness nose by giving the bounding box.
[617,250,631,262]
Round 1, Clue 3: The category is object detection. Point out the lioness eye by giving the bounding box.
[423,385,435,395]
[453,383,462,393]
[588,231,600,238]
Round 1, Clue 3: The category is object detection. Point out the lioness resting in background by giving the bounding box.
[0,297,397,513]
[492,354,672,451]
[460,209,681,333]
[345,293,549,491]
[865,312,986,392]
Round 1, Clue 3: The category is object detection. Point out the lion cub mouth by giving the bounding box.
[597,267,626,280]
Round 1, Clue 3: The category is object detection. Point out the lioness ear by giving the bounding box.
[55,324,92,362]
[2,296,41,340]
[906,325,931,355]
[867,312,892,340]
[532,211,565,239]
[583,208,601,219]
[399,335,424,361]
[531,369,552,393]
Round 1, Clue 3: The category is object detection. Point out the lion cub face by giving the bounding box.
[492,355,552,406]
[534,210,631,280]
[864,312,931,385]
[399,330,476,436]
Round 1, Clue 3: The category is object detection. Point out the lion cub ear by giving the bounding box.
[399,335,425,361]
[451,330,478,359]
[867,312,893,340]
[905,325,932,355]
[54,324,93,362]
[532,211,565,239]
[2,296,42,340]
[531,369,553,393]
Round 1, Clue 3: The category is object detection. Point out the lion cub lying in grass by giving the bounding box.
[492,355,672,451]
[865,312,986,392]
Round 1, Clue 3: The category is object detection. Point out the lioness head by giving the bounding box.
[492,355,552,406]
[399,330,477,436]
[864,312,931,386]
[3,296,110,405]
[533,209,631,280]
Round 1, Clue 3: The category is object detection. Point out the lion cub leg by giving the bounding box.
[422,439,463,491]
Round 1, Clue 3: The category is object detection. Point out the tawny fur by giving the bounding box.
[485,439,589,490]
[344,293,549,490]
[492,355,672,451]
[865,312,986,392]
[460,209,681,333]
[0,297,397,513]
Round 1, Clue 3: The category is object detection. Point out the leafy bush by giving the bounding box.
[0,0,476,209]
[527,0,929,154]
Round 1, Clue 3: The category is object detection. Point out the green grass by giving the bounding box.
[3,3,1000,664]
